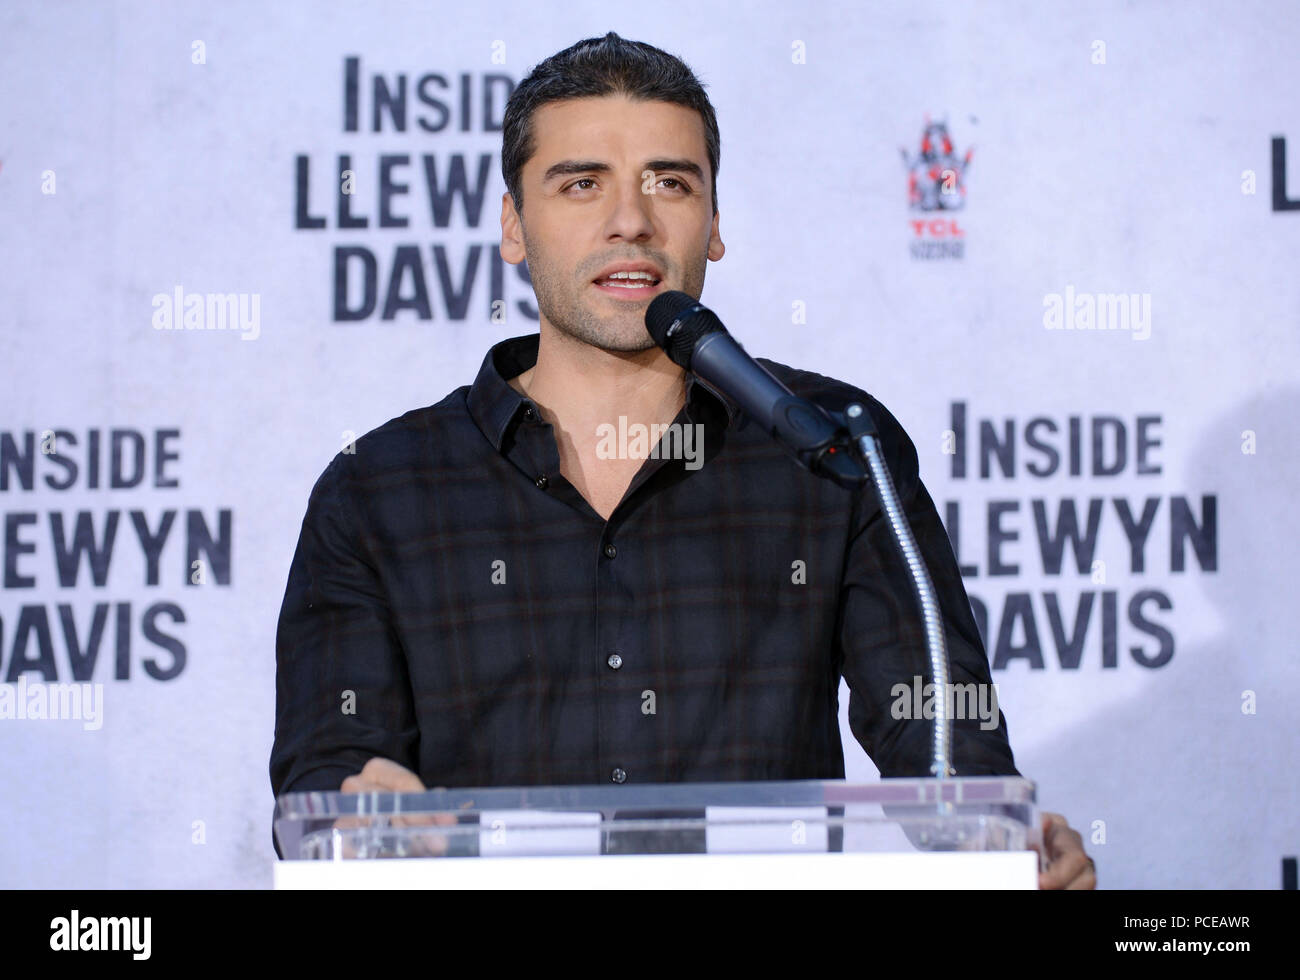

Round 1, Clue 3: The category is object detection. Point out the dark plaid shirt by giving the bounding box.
[270,332,1018,808]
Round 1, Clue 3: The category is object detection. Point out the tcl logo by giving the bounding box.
[909,218,966,238]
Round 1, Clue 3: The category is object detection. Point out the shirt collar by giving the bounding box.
[468,333,740,452]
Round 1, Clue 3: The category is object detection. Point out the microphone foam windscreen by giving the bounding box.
[645,291,724,369]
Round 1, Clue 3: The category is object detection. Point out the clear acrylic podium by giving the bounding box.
[273,777,1040,889]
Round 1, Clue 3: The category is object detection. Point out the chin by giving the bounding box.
[594,334,658,355]
[557,315,657,354]
[604,324,660,354]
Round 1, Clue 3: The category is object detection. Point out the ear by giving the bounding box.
[707,208,725,262]
[500,191,526,265]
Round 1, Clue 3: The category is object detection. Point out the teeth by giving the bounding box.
[601,270,657,282]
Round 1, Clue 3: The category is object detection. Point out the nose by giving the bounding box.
[602,173,657,243]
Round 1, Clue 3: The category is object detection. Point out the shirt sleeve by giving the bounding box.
[837,398,1020,778]
[269,453,421,804]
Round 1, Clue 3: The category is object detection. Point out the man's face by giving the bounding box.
[500,94,724,353]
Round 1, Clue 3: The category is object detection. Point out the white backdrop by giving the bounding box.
[1,0,1296,888]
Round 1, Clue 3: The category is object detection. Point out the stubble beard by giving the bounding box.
[523,225,707,356]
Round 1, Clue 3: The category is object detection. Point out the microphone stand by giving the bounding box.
[842,402,955,782]
[770,394,955,783]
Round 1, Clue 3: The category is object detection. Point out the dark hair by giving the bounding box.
[502,32,720,219]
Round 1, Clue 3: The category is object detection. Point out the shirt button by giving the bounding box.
[603,543,617,559]
[607,653,623,670]
[535,475,548,489]
[610,767,627,784]
[523,405,535,419]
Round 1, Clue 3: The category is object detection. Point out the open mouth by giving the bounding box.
[592,272,664,297]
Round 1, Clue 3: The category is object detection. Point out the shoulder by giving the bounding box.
[754,357,921,491]
[307,387,470,501]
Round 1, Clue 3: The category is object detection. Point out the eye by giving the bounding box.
[659,177,690,192]
[565,178,597,193]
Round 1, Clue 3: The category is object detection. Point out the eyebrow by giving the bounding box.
[541,159,706,185]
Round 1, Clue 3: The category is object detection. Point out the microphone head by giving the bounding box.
[646,290,726,369]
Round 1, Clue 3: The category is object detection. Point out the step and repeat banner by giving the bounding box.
[1,1,1296,888]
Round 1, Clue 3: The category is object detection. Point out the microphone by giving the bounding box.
[645,290,870,489]
[648,291,959,778]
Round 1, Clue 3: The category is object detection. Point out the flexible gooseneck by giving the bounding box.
[844,403,954,782]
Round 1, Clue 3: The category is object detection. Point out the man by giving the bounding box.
[271,32,1095,888]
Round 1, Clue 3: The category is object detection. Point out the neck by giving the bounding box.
[510,327,687,453]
